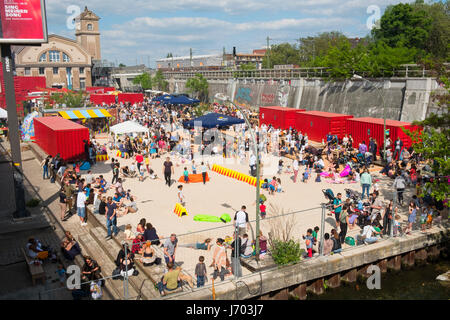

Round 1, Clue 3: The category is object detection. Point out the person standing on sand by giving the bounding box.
[163,157,174,187]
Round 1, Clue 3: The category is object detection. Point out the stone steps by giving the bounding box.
[88,226,161,300]
[78,233,138,300]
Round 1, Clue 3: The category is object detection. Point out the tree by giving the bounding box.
[262,43,300,68]
[152,70,169,91]
[166,53,173,58]
[118,63,126,67]
[239,63,256,70]
[45,90,87,109]
[132,73,152,90]
[299,31,349,66]
[186,73,209,102]
[193,103,211,117]
[403,61,449,207]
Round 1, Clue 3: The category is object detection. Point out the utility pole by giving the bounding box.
[266,36,271,69]
[223,46,226,67]
[190,48,193,67]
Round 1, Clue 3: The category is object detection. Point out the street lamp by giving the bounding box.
[214,93,261,261]
[351,74,389,162]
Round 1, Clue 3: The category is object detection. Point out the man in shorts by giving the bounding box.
[76,188,88,226]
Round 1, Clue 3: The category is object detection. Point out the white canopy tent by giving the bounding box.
[110,120,149,140]
[0,108,7,119]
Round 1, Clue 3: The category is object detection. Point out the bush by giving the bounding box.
[26,198,40,207]
[270,239,302,266]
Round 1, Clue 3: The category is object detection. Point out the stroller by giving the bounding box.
[322,188,335,210]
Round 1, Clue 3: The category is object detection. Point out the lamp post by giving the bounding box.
[214,93,261,260]
[352,74,389,162]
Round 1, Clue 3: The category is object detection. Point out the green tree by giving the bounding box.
[46,91,87,109]
[186,73,209,102]
[262,43,300,68]
[166,53,173,58]
[372,2,433,55]
[300,31,349,66]
[132,73,152,90]
[152,70,169,91]
[193,103,211,117]
[118,63,126,67]
[403,60,449,206]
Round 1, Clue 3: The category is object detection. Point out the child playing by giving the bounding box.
[260,201,267,219]
[426,206,433,229]
[124,224,136,240]
[195,256,208,288]
[149,169,157,180]
[192,161,197,175]
[420,207,428,232]
[178,185,185,206]
[139,165,145,182]
[302,229,314,258]
[302,168,310,183]
[315,173,321,182]
[183,167,189,184]
[394,214,401,237]
[56,264,66,287]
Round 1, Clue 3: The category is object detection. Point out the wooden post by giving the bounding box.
[327,274,341,288]
[342,269,357,282]
[377,259,388,273]
[292,283,307,300]
[387,256,401,271]
[307,278,324,295]
[415,249,428,263]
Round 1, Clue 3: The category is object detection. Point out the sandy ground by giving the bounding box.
[87,133,408,277]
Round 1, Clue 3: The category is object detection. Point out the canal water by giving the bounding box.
[307,259,450,300]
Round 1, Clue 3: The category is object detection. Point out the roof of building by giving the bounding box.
[157,54,221,62]
[77,6,100,20]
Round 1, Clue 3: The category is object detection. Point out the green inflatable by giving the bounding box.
[193,214,231,223]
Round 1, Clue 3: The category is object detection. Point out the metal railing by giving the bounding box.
[162,64,449,81]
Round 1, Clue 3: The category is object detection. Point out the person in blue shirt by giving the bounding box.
[183,167,189,183]
[112,192,124,207]
[333,193,343,229]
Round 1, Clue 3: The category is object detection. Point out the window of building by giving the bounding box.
[49,50,60,62]
[87,24,93,31]
[80,79,86,90]
[63,53,70,62]
[39,67,45,75]
[79,67,84,74]
[39,53,47,62]
[53,67,58,75]
[24,67,31,75]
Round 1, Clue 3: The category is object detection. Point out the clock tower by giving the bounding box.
[75,6,101,61]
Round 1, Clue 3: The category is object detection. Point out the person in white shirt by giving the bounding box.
[234,205,249,236]
[76,189,88,226]
[293,157,299,183]
[177,185,185,206]
[249,153,257,177]
[360,224,381,244]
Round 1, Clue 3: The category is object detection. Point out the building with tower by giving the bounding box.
[12,7,102,90]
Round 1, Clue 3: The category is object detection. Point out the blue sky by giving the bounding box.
[44,0,417,67]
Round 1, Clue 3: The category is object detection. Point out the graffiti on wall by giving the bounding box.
[235,87,253,104]
[261,93,275,104]
[277,83,290,107]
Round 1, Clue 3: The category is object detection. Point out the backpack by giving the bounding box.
[345,236,355,246]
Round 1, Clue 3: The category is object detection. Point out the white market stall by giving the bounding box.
[110,120,149,140]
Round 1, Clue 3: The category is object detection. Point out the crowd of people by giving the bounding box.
[29,95,447,300]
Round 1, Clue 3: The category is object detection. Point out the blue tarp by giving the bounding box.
[183,113,245,129]
[152,95,200,105]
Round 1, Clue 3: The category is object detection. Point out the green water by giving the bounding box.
[307,260,450,300]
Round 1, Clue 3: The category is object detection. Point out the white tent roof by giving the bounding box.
[110,121,149,135]
[0,108,7,119]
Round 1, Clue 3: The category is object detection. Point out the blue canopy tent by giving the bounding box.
[152,94,200,105]
[183,112,245,129]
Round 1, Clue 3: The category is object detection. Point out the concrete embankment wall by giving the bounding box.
[169,77,440,122]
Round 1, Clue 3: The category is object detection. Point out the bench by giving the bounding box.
[21,248,46,286]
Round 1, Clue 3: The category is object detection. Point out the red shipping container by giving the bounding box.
[86,86,115,94]
[259,106,305,130]
[33,117,89,161]
[296,110,353,142]
[118,93,144,104]
[346,117,419,154]
[90,94,116,105]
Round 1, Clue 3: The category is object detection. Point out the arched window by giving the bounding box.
[49,50,60,62]
[39,53,47,62]
[87,23,93,31]
[63,53,70,62]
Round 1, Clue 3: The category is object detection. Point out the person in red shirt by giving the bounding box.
[260,201,266,219]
